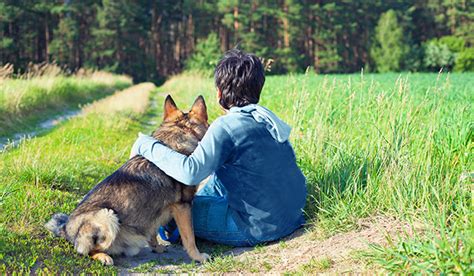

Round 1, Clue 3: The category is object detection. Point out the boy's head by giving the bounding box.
[214,49,265,110]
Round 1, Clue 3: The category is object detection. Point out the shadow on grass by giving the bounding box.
[113,228,307,273]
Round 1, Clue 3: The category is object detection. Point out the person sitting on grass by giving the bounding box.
[130,49,307,246]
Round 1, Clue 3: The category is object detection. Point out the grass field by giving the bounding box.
[158,72,473,273]
[0,83,154,273]
[0,72,472,273]
[0,72,132,137]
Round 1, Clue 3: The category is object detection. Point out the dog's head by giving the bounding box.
[153,95,209,156]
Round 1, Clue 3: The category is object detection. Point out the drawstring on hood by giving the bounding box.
[229,104,291,143]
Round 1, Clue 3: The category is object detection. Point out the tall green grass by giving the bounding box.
[0,72,471,273]
[158,72,473,273]
[0,89,155,274]
[0,73,132,136]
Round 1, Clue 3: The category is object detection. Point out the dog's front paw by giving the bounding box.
[151,244,167,253]
[92,252,114,266]
[193,252,210,262]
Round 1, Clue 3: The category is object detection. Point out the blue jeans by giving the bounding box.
[192,175,255,247]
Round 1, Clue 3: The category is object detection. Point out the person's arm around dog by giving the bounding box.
[130,117,233,185]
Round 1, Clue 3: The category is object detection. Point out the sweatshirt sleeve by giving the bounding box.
[133,119,234,185]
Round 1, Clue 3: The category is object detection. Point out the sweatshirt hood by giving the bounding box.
[229,104,291,143]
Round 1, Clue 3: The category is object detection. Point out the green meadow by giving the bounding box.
[155,72,473,273]
[0,73,132,137]
[0,72,472,273]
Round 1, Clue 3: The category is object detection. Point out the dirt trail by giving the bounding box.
[0,83,155,151]
[82,82,155,115]
[233,216,419,273]
[116,216,419,273]
[0,110,81,151]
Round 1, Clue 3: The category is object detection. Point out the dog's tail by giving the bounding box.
[45,213,69,238]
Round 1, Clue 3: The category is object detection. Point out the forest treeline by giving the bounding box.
[1,0,473,82]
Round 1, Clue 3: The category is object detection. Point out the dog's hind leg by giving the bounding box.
[171,203,209,262]
[90,250,114,266]
[148,234,166,253]
[69,209,120,265]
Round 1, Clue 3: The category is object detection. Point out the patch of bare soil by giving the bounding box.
[234,215,420,273]
[116,216,421,273]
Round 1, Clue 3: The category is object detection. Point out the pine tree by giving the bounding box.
[311,2,342,73]
[185,33,222,74]
[371,9,408,72]
[89,0,150,81]
[50,0,98,70]
[1,0,473,78]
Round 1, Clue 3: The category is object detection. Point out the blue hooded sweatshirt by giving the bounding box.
[132,104,307,242]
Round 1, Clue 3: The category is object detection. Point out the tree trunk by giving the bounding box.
[175,20,182,68]
[250,1,257,33]
[233,5,239,42]
[307,14,314,66]
[186,14,194,57]
[151,2,162,75]
[219,25,228,52]
[282,1,290,48]
[44,16,50,63]
[314,43,320,72]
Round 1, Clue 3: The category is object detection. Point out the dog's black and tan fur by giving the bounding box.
[45,95,210,265]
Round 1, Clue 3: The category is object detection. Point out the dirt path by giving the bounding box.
[0,83,155,152]
[0,109,81,151]
[115,216,418,273]
[82,82,155,115]
[233,216,420,273]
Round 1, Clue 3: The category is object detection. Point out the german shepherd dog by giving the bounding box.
[45,95,210,265]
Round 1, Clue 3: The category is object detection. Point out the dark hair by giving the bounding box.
[214,49,265,110]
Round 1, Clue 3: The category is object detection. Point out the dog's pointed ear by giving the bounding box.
[190,95,208,122]
[164,95,180,120]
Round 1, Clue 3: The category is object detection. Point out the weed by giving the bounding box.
[299,256,333,273]
[203,255,252,272]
